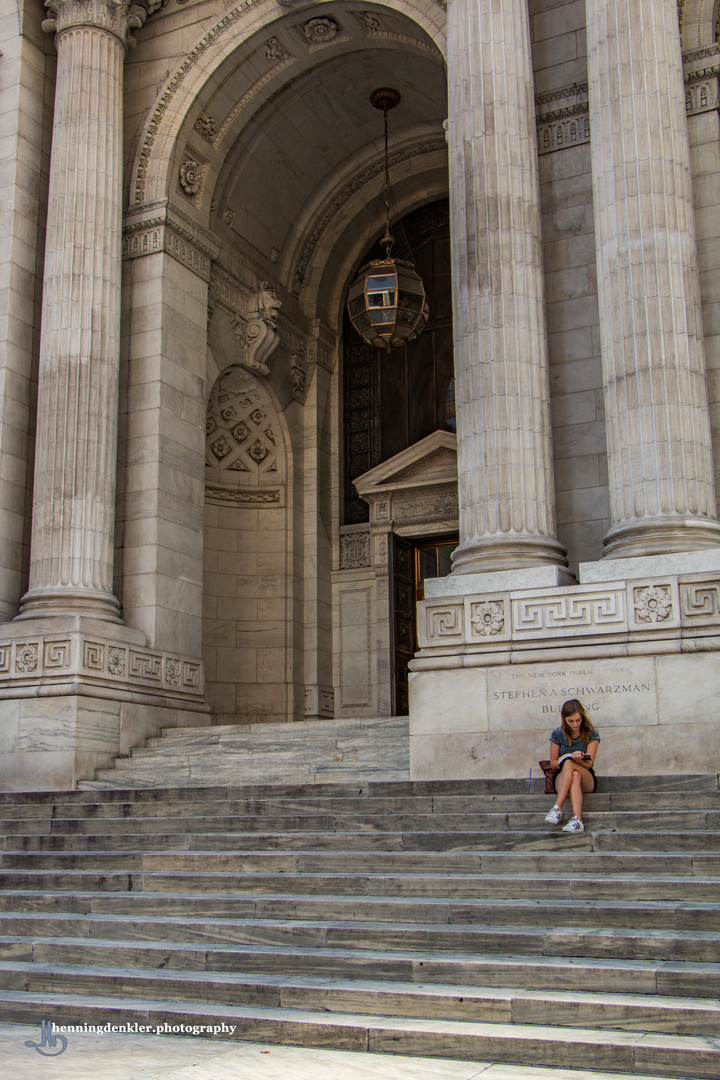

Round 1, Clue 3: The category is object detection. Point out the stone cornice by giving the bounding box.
[123,199,219,280]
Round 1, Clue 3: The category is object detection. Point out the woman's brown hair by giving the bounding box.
[560,699,595,745]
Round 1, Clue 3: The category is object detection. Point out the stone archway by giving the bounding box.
[119,0,450,724]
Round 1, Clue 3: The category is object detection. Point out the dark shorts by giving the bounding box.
[552,767,597,794]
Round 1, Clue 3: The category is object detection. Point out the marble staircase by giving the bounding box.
[80,716,411,788]
[0,776,719,1076]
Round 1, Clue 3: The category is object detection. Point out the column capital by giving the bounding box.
[42,0,166,44]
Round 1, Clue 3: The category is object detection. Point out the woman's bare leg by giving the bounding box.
[570,766,595,820]
[553,761,575,809]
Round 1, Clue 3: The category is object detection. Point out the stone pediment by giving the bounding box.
[354,431,457,498]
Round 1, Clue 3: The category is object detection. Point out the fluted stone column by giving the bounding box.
[588,0,720,558]
[18,0,146,620]
[447,0,566,574]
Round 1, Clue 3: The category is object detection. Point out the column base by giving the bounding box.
[409,653,719,780]
[409,558,720,779]
[450,534,568,575]
[0,695,210,792]
[16,586,122,623]
[0,616,208,789]
[603,517,720,560]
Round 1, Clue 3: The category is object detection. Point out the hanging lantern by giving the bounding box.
[346,89,429,352]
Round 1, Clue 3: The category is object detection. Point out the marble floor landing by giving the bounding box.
[2,1022,685,1080]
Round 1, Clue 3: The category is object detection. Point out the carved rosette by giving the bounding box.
[302,17,339,44]
[471,601,505,636]
[633,585,672,624]
[179,158,201,195]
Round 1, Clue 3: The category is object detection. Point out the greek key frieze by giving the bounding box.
[681,582,720,621]
[83,642,105,671]
[44,641,71,669]
[0,645,10,674]
[428,604,464,639]
[182,662,201,689]
[513,590,626,635]
[129,652,163,681]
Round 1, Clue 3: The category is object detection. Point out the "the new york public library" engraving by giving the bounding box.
[487,660,656,729]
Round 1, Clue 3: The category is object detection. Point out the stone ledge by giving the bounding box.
[414,573,720,656]
[0,632,204,705]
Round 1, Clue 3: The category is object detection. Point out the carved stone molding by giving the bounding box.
[205,486,281,505]
[304,685,335,717]
[133,0,266,203]
[685,75,719,113]
[122,199,219,281]
[194,116,216,139]
[535,84,591,154]
[340,530,371,569]
[294,138,447,290]
[238,282,281,375]
[301,16,340,45]
[416,574,715,653]
[290,342,307,399]
[179,157,201,195]
[535,81,589,106]
[0,632,203,702]
[265,36,291,62]
[42,0,151,42]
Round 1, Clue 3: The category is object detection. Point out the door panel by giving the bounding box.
[389,533,415,716]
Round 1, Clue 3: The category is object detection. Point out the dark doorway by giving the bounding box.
[343,199,454,525]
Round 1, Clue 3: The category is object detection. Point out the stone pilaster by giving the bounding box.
[447,0,566,574]
[18,1,146,621]
[588,0,720,559]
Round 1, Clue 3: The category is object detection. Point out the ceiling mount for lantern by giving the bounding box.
[346,88,429,352]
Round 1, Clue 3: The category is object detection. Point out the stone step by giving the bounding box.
[1,912,718,962]
[1,849,718,876]
[9,825,720,869]
[2,867,720,901]
[4,937,718,998]
[0,989,718,1077]
[0,810,717,834]
[2,962,719,1035]
[1,889,719,930]
[2,828,720,855]
[73,774,719,796]
[154,716,409,743]
[1,790,718,817]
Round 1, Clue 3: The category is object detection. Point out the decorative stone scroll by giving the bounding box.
[237,282,281,376]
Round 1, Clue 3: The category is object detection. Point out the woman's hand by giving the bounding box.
[572,751,584,760]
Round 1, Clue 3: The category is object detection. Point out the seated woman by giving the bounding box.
[544,698,600,833]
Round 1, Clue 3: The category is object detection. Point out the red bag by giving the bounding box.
[539,759,559,794]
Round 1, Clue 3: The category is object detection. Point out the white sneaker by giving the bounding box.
[544,806,562,825]
[562,817,585,833]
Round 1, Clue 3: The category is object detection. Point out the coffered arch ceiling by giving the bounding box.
[180,4,448,319]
